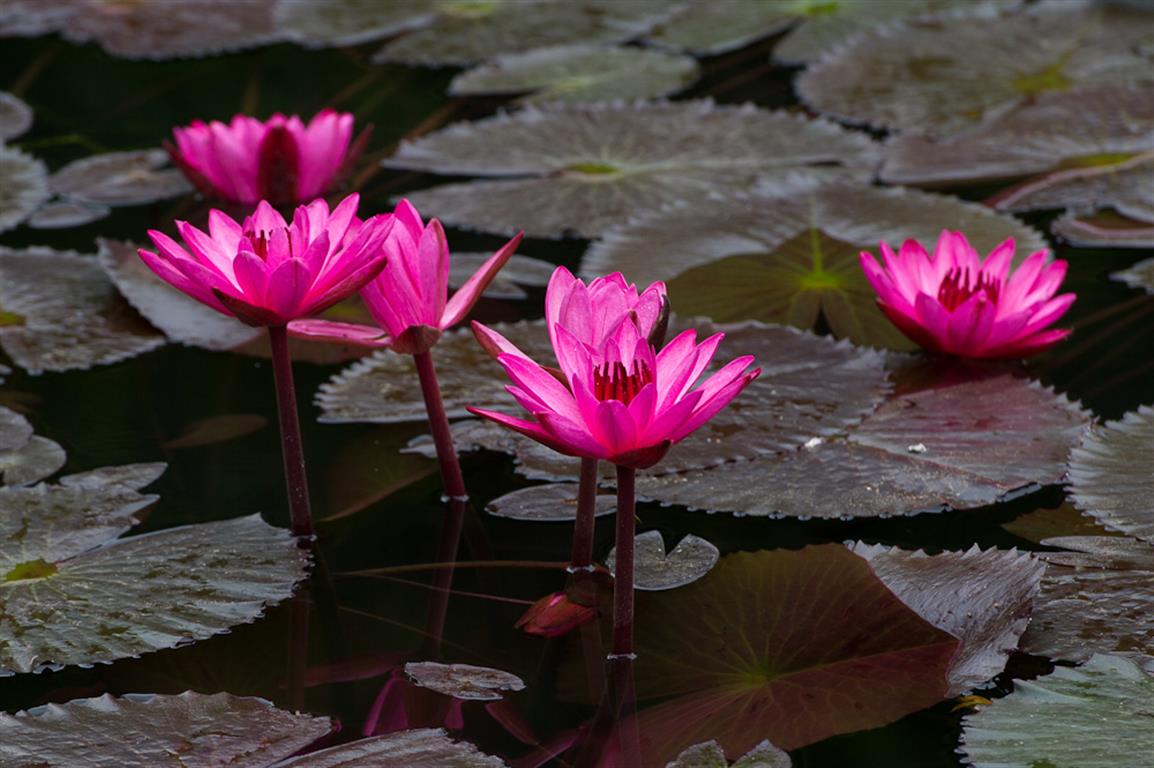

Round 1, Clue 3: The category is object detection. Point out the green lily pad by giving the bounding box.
[959,654,1154,768]
[636,373,1090,518]
[485,482,616,521]
[0,90,32,142]
[404,661,526,701]
[1051,209,1154,249]
[1112,256,1154,293]
[50,149,191,206]
[0,469,308,673]
[0,246,165,374]
[797,3,1154,137]
[384,101,879,238]
[883,85,1154,185]
[605,531,720,591]
[583,181,1047,348]
[0,405,64,486]
[565,546,959,761]
[667,739,791,768]
[449,44,699,105]
[1067,406,1154,544]
[0,145,48,234]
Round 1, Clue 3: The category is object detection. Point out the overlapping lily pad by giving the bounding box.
[275,729,507,767]
[404,661,526,701]
[849,543,1045,694]
[449,252,554,300]
[0,145,49,233]
[1050,209,1154,249]
[0,405,65,486]
[583,181,1047,348]
[449,44,699,105]
[882,86,1154,185]
[606,531,719,591]
[50,149,191,207]
[1112,256,1154,293]
[485,483,616,521]
[797,3,1154,137]
[637,372,1089,519]
[959,655,1154,768]
[27,200,111,229]
[0,463,308,673]
[0,0,75,38]
[1067,406,1154,543]
[0,246,165,374]
[0,90,32,142]
[384,101,879,238]
[668,740,791,768]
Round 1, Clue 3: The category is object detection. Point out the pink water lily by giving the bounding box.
[139,193,392,327]
[168,109,368,206]
[292,199,523,354]
[861,231,1075,358]
[470,315,760,469]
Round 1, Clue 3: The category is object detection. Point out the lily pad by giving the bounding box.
[797,3,1154,137]
[0,145,48,233]
[637,373,1090,519]
[404,661,526,701]
[273,0,434,47]
[274,728,508,767]
[570,546,960,761]
[449,44,699,105]
[958,654,1154,768]
[50,149,192,206]
[1019,534,1154,667]
[384,101,879,238]
[0,0,74,37]
[449,252,554,300]
[485,482,616,521]
[1112,256,1154,293]
[371,0,676,66]
[27,200,111,229]
[991,152,1154,222]
[882,85,1154,186]
[0,246,165,374]
[605,531,719,591]
[0,478,308,672]
[1051,209,1154,249]
[0,406,64,487]
[0,90,32,142]
[849,543,1045,695]
[583,181,1047,348]
[1067,406,1154,544]
[668,740,791,768]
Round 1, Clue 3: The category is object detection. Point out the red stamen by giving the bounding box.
[937,267,1001,311]
[593,359,653,405]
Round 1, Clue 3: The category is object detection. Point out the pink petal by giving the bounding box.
[442,231,524,329]
[472,320,529,361]
[265,257,313,320]
[672,368,760,442]
[287,319,391,347]
[138,248,225,312]
[592,399,637,455]
[912,293,951,353]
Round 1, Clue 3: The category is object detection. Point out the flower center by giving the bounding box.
[937,267,1001,312]
[593,359,653,405]
[248,230,271,260]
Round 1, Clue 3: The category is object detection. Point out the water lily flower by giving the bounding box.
[139,194,392,327]
[469,315,760,470]
[167,109,368,206]
[860,231,1075,358]
[516,591,600,639]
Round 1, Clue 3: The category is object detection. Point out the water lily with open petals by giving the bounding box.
[860,231,1075,358]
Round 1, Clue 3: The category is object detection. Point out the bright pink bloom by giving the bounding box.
[469,312,760,469]
[291,199,523,354]
[139,193,392,327]
[167,109,367,206]
[860,231,1075,358]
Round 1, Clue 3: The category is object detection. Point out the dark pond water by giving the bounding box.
[1,8,1152,768]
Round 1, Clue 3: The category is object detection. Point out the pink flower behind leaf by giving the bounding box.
[168,109,367,206]
[139,193,392,327]
[860,231,1075,358]
[516,591,599,638]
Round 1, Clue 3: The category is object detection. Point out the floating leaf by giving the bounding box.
[384,101,879,238]
[584,181,1047,348]
[991,152,1154,223]
[371,0,675,66]
[274,728,508,767]
[404,661,526,701]
[320,426,436,523]
[449,44,699,105]
[1051,209,1154,249]
[849,543,1045,695]
[882,85,1154,185]
[565,546,959,762]
[0,478,308,672]
[0,414,65,485]
[449,252,554,300]
[637,373,1089,519]
[797,3,1154,137]
[97,238,261,351]
[50,149,191,206]
[0,404,32,452]
[1001,502,1120,546]
[1020,534,1154,668]
[0,145,48,233]
[273,0,435,47]
[959,654,1154,768]
[0,246,165,374]
[0,90,32,142]
[605,531,719,592]
[485,482,616,522]
[1112,256,1154,294]
[667,740,791,768]
[164,413,269,450]
[1067,406,1154,544]
[27,199,111,229]
[0,0,73,37]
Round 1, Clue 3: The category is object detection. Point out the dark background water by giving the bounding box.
[1,29,1151,767]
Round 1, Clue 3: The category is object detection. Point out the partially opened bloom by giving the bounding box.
[293,199,523,354]
[861,231,1075,358]
[469,317,760,469]
[168,109,367,206]
[139,193,392,326]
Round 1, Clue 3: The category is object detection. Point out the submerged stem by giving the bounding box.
[570,457,600,570]
[611,464,637,659]
[267,325,313,538]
